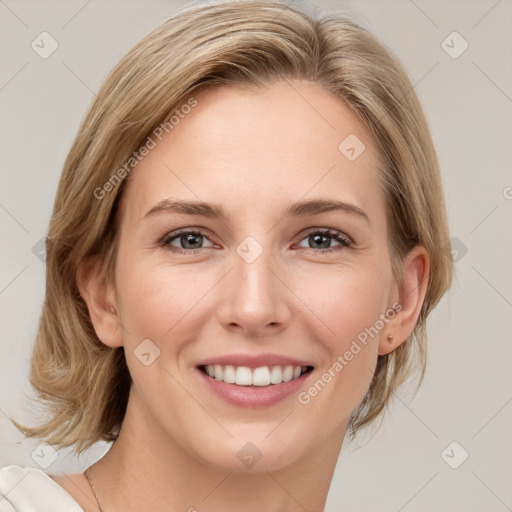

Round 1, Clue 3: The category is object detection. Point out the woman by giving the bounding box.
[1,0,453,510]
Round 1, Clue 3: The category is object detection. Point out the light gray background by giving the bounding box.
[1,0,511,510]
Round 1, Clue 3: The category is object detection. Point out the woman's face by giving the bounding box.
[109,81,400,471]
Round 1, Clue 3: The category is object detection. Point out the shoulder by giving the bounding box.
[0,465,84,511]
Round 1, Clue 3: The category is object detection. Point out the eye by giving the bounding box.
[295,229,351,253]
[161,229,215,253]
[160,227,352,254]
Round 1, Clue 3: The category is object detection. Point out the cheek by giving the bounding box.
[114,255,220,346]
[293,265,389,412]
[295,262,391,347]
[113,258,213,400]
[106,230,195,413]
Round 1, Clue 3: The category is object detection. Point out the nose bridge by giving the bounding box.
[217,236,291,334]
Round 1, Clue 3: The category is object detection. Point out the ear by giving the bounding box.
[378,245,430,356]
[76,255,123,348]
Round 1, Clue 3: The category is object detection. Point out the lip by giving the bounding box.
[196,355,314,408]
[197,369,313,408]
[196,353,313,369]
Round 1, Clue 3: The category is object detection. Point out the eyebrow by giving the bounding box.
[143,198,369,224]
[143,199,229,220]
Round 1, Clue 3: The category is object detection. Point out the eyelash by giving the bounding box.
[160,227,352,254]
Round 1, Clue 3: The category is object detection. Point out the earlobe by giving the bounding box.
[76,255,123,348]
[378,245,430,355]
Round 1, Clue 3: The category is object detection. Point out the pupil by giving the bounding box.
[184,233,202,249]
[311,233,329,249]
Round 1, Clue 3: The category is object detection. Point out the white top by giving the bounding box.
[0,465,83,511]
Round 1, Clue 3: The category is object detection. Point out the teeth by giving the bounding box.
[235,366,252,385]
[252,367,270,386]
[270,365,282,384]
[204,364,308,386]
[282,365,294,382]
[223,365,236,383]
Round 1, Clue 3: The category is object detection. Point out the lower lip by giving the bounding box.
[197,368,313,408]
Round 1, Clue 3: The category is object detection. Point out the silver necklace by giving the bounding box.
[84,465,105,512]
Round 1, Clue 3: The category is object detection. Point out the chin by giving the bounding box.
[189,431,309,473]
[201,447,302,474]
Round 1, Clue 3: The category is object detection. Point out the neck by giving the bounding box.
[89,387,346,512]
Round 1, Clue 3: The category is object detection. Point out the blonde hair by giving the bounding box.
[12,0,453,454]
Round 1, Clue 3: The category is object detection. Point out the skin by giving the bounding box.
[51,81,428,511]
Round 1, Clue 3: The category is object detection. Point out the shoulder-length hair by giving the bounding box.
[13,0,453,454]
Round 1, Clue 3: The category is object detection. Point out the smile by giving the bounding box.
[200,364,313,386]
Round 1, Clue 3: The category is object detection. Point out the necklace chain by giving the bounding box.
[84,465,105,512]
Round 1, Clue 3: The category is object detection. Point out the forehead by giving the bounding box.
[119,81,385,224]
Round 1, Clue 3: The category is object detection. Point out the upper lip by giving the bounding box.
[197,353,314,369]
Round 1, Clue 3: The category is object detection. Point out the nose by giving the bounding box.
[216,244,292,338]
